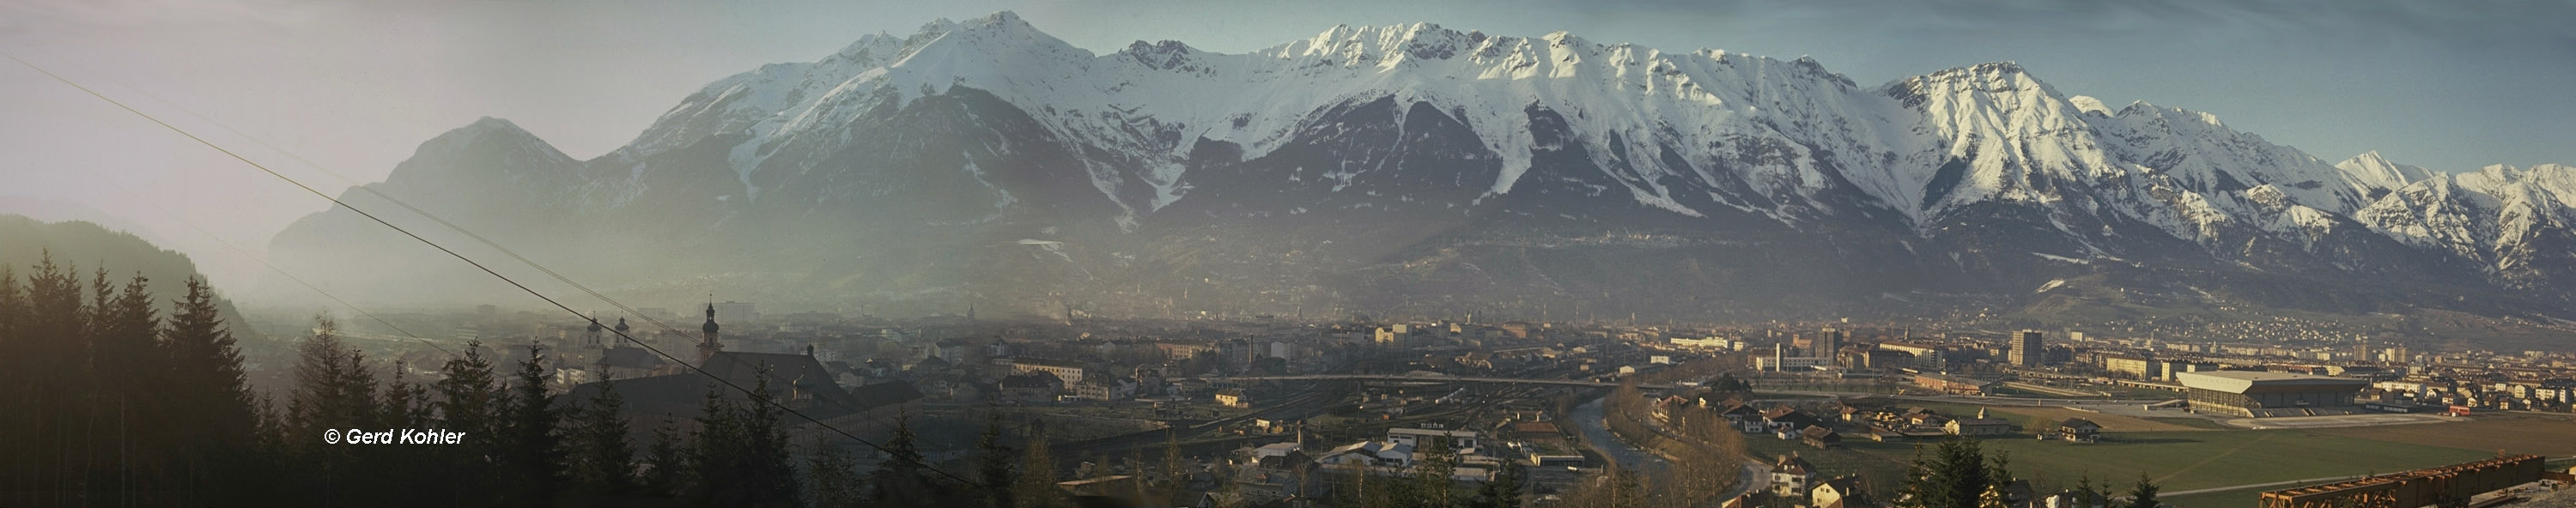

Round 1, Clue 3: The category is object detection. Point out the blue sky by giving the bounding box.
[2,0,2570,287]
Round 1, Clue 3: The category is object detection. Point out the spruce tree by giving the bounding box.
[569,376,636,494]
[871,411,933,505]
[499,344,566,505]
[283,317,383,505]
[739,371,804,507]
[433,341,506,505]
[2125,474,2160,508]
[808,436,866,508]
[978,409,1018,508]
[161,275,258,500]
[641,427,687,498]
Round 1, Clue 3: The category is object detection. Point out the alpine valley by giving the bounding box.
[264,12,2576,331]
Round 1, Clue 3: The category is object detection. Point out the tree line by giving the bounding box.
[0,255,1122,507]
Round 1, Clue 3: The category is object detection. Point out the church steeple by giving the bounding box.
[698,303,723,362]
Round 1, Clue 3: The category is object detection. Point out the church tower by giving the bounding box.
[698,303,723,362]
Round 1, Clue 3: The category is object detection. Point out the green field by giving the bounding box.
[1739,429,2496,507]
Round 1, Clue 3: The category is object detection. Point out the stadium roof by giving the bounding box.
[2176,371,2368,393]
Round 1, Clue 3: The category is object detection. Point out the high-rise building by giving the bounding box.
[2010,330,2044,366]
[1818,326,1846,365]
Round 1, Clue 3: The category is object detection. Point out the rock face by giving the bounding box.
[264,12,2574,320]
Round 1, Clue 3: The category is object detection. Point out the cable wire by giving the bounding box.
[5,51,979,486]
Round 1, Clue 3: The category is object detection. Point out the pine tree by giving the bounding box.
[568,376,636,494]
[1894,438,1996,508]
[691,370,803,507]
[808,436,866,508]
[433,341,506,505]
[871,411,933,505]
[499,344,566,505]
[978,409,1018,508]
[641,427,687,497]
[2125,474,2160,508]
[283,317,384,505]
[2070,474,2104,508]
[158,275,262,504]
[739,371,804,507]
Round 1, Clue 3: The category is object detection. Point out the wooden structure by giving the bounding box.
[2257,455,2543,508]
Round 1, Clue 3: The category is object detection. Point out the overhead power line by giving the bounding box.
[3,51,978,487]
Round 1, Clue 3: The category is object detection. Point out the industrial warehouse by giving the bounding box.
[2179,371,2372,417]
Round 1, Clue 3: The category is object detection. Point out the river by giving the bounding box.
[1570,396,1669,479]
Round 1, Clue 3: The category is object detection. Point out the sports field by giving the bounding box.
[2309,414,2576,457]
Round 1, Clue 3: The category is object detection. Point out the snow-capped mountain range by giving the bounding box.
[264,12,2576,319]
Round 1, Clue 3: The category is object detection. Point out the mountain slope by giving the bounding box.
[259,12,2576,321]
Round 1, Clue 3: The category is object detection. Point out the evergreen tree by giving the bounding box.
[433,341,506,505]
[808,436,866,508]
[283,317,384,505]
[641,427,687,498]
[2125,474,2160,508]
[568,376,636,494]
[85,272,166,502]
[1895,438,1995,508]
[156,274,266,504]
[978,409,1018,508]
[690,371,803,507]
[739,372,805,507]
[2069,474,2105,508]
[871,411,934,505]
[500,345,567,506]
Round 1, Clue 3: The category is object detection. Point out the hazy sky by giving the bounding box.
[3,0,2571,292]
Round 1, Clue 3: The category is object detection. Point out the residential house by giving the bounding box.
[1800,426,1842,449]
[2057,419,2102,443]
[1812,475,1871,508]
[1216,388,1252,408]
[1771,454,1817,498]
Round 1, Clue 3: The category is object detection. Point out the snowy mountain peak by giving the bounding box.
[2336,150,2434,191]
[2068,95,2113,116]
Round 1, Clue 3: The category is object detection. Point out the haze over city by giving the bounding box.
[3,2,2574,508]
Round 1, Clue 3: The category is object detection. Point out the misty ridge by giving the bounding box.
[252,12,2575,331]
